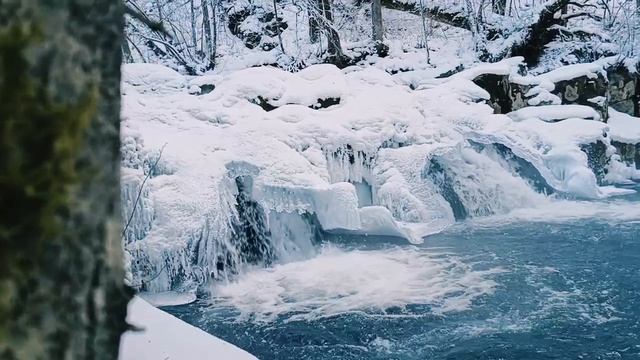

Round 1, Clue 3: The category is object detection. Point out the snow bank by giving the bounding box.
[119,297,257,360]
[608,109,640,143]
[453,57,525,80]
[512,56,618,86]
[508,105,601,122]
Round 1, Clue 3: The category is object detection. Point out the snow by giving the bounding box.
[452,57,525,80]
[507,57,618,111]
[121,64,186,93]
[608,109,640,144]
[119,296,257,360]
[508,105,601,122]
[530,59,609,84]
[121,59,640,292]
[605,109,640,183]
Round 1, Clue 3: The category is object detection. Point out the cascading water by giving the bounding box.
[231,175,275,266]
[470,141,555,195]
[426,144,549,220]
[119,60,639,300]
[121,135,623,294]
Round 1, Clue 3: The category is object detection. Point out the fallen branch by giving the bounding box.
[124,3,170,36]
[122,143,167,238]
[561,12,603,21]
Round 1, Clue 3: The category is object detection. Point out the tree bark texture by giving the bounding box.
[202,0,215,69]
[190,0,198,49]
[319,0,344,57]
[492,0,506,15]
[0,0,131,359]
[372,0,384,44]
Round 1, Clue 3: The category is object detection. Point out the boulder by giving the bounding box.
[607,64,638,116]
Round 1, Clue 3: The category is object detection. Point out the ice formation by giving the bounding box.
[120,58,640,293]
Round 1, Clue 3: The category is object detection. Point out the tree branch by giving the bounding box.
[561,11,603,21]
[567,1,598,8]
[124,3,170,37]
[122,144,167,238]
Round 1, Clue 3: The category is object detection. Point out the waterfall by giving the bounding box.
[120,62,640,296]
[121,133,626,293]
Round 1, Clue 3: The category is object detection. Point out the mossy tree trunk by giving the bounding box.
[0,0,131,359]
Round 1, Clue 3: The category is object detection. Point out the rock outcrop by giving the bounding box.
[473,59,639,121]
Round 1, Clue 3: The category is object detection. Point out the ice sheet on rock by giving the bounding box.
[139,290,197,306]
[375,144,456,236]
[605,110,640,183]
[331,206,415,241]
[467,116,611,198]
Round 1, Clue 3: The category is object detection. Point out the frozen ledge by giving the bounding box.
[119,296,258,360]
[138,290,197,307]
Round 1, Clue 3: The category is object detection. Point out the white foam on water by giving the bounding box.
[210,245,504,322]
[522,265,623,326]
[467,196,640,227]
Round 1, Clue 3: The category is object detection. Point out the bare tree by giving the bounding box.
[319,0,345,58]
[305,0,346,61]
[274,0,287,53]
[190,0,198,48]
[0,0,130,358]
[418,0,431,62]
[493,0,506,14]
[202,0,215,70]
[372,0,385,54]
[154,0,164,22]
[309,3,321,43]
[123,37,134,63]
[211,0,218,60]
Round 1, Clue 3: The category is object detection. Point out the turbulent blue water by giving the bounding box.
[164,192,640,359]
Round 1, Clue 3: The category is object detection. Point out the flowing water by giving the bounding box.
[163,188,640,359]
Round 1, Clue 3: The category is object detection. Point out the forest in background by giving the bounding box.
[123,0,640,74]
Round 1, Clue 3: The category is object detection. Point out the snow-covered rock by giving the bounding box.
[507,105,601,122]
[119,297,257,360]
